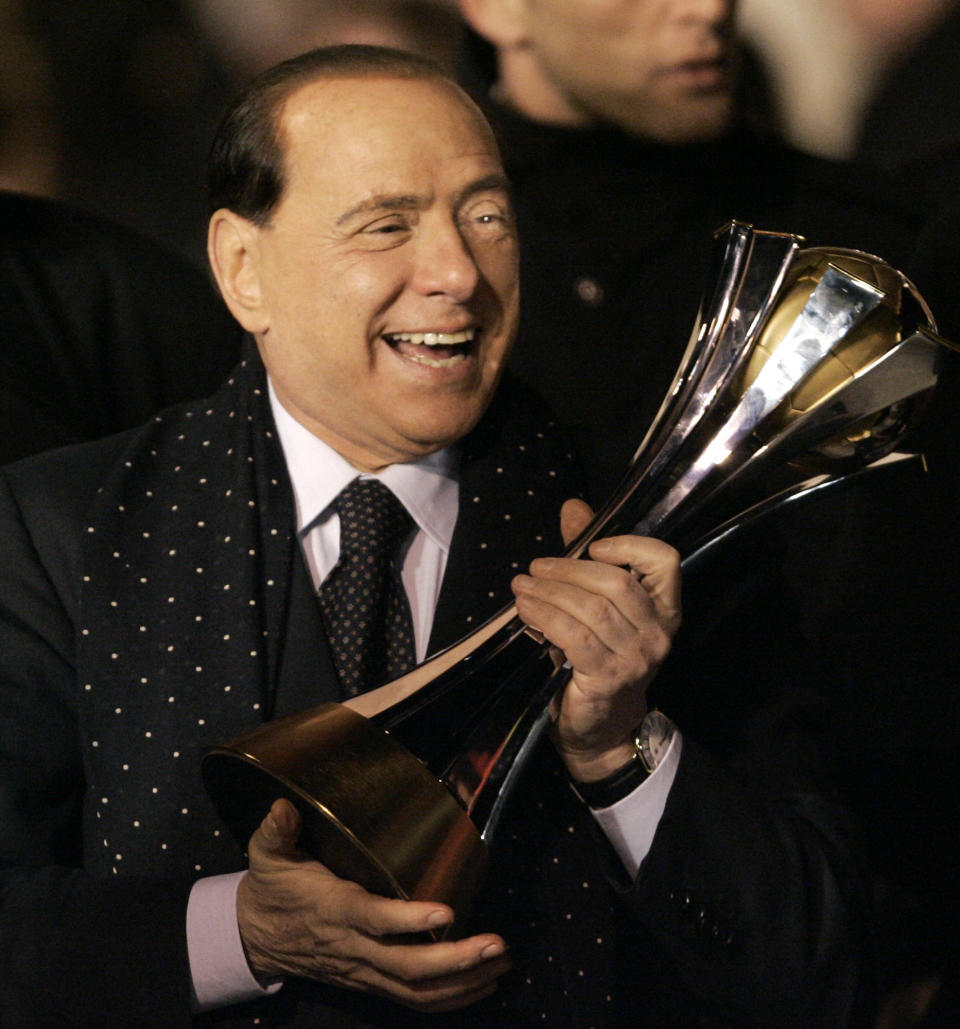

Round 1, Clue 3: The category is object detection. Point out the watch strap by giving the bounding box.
[568,710,674,809]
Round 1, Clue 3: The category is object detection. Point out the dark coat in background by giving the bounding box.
[0,191,242,464]
[448,95,960,1027]
[655,454,960,1020]
[478,104,927,505]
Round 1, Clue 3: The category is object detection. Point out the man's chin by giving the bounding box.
[398,402,494,459]
[614,93,734,144]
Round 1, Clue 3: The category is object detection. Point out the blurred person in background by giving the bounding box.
[738,0,958,162]
[455,0,925,503]
[853,0,960,170]
[189,0,462,79]
[0,0,60,196]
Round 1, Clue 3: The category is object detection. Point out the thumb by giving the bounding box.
[248,797,303,864]
[560,497,594,548]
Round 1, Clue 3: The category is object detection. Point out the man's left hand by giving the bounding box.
[511,499,681,783]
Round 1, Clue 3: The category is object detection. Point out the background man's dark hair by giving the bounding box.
[207,44,445,225]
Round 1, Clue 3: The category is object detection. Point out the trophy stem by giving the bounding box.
[371,621,568,841]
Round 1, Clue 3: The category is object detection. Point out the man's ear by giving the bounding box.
[207,209,269,334]
[457,0,529,48]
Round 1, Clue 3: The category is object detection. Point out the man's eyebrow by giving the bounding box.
[335,175,512,227]
[454,174,512,211]
[336,195,422,226]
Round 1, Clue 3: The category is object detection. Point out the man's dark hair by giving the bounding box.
[207,45,446,225]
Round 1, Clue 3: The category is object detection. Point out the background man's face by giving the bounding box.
[251,76,519,470]
[516,0,737,141]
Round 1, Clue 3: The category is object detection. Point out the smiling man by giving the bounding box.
[208,70,519,471]
[0,46,872,1028]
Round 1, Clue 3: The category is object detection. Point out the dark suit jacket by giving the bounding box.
[655,455,960,1016]
[0,346,873,1027]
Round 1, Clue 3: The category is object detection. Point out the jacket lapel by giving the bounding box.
[429,375,582,654]
[271,546,341,718]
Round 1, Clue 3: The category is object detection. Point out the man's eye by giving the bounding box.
[361,216,411,236]
[462,202,513,232]
[470,205,506,225]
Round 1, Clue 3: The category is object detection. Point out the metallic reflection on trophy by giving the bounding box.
[202,221,954,932]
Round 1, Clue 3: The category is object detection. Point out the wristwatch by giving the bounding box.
[569,709,675,809]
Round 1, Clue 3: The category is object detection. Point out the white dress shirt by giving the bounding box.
[275,384,459,663]
[187,382,681,1011]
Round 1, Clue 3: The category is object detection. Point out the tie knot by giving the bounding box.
[335,478,413,562]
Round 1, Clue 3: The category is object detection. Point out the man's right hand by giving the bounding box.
[236,799,511,1013]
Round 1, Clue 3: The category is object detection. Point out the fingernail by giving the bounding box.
[531,557,554,573]
[481,942,505,959]
[427,909,451,928]
[512,574,534,591]
[591,539,612,554]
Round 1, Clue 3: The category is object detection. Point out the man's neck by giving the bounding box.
[496,52,595,129]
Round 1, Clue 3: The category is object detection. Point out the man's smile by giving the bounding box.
[383,327,478,368]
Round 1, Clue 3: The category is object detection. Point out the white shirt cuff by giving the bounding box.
[186,871,283,1011]
[590,729,683,878]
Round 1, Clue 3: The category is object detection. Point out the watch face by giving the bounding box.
[640,710,674,770]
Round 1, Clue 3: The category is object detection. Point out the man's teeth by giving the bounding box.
[385,329,475,367]
[408,349,467,368]
[387,329,475,346]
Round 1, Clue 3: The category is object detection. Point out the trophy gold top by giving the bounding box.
[738,247,936,473]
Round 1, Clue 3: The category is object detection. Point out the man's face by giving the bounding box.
[247,77,519,470]
[512,0,737,142]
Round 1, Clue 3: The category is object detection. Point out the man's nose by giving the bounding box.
[677,0,736,27]
[411,219,480,302]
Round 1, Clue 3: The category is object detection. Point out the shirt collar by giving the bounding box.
[268,379,459,554]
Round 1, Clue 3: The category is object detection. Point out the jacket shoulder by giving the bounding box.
[0,427,156,611]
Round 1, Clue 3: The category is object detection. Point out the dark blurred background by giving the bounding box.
[0,0,466,265]
[4,0,960,267]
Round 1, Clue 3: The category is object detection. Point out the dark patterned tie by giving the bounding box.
[317,477,417,696]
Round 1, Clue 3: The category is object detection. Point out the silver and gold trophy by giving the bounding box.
[202,221,954,932]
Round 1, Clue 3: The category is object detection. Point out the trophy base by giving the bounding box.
[201,702,486,936]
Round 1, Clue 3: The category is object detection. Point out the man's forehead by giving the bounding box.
[275,74,503,210]
[280,74,489,146]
